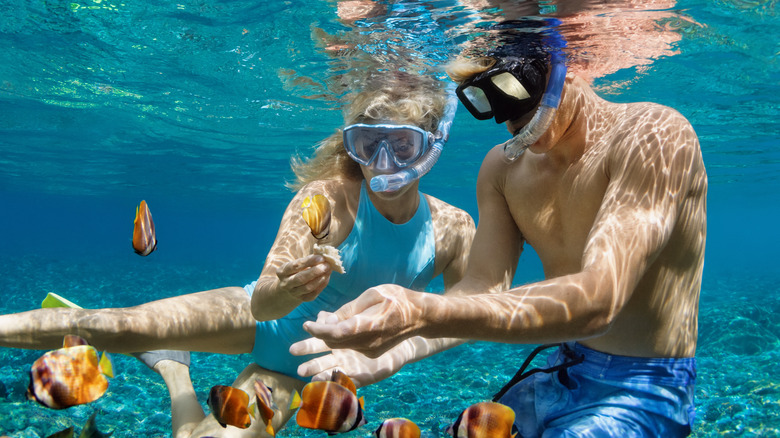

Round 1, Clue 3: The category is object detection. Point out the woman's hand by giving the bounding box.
[275,254,333,302]
[298,284,429,357]
[290,337,406,388]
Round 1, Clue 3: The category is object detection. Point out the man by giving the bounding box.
[292,21,706,437]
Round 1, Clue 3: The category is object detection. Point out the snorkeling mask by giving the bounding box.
[343,124,434,169]
[456,56,548,124]
[458,19,567,161]
[343,82,459,192]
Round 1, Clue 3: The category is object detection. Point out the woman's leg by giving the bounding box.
[0,286,256,353]
[188,364,306,438]
[0,286,259,437]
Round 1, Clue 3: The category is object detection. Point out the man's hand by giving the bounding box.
[299,284,427,358]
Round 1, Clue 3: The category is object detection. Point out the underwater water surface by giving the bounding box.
[1,0,779,436]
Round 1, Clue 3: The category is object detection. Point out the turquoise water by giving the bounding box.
[1,0,779,436]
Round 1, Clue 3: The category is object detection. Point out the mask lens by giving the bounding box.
[490,72,530,101]
[461,86,492,115]
[344,125,428,167]
[387,129,425,165]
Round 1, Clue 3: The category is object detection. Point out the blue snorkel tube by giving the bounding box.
[370,81,459,192]
[502,20,567,161]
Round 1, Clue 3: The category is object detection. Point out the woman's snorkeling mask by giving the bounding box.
[360,81,459,192]
[343,124,434,169]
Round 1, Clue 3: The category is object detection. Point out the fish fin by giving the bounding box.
[511,434,517,438]
[99,352,114,378]
[248,401,257,419]
[45,426,75,438]
[358,396,365,409]
[78,412,113,438]
[289,390,301,410]
[265,423,275,437]
[63,334,89,348]
[41,292,83,309]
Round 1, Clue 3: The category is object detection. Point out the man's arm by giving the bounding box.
[303,109,702,357]
[418,108,703,343]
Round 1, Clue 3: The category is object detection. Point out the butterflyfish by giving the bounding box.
[290,370,366,434]
[27,335,114,410]
[132,200,157,256]
[375,418,421,438]
[301,194,331,240]
[254,379,277,436]
[208,385,256,429]
[447,402,516,438]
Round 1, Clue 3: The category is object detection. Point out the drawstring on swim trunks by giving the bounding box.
[492,343,585,402]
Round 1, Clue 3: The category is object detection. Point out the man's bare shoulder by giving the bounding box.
[607,101,700,166]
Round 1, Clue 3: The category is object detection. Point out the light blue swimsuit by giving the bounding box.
[244,182,436,378]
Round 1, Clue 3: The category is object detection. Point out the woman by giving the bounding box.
[0,71,475,438]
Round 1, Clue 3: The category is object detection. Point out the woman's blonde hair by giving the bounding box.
[288,71,447,190]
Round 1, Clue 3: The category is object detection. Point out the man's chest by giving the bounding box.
[505,162,609,266]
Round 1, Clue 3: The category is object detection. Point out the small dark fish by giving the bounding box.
[46,412,113,438]
[375,418,421,438]
[290,370,366,434]
[208,385,254,429]
[132,200,157,256]
[28,336,114,410]
[447,402,516,438]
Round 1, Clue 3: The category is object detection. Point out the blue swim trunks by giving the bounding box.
[497,343,696,437]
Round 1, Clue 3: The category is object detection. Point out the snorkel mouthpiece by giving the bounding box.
[370,81,458,192]
[502,20,567,162]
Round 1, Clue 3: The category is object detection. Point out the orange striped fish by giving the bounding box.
[208,385,255,429]
[254,379,276,436]
[447,402,516,438]
[132,200,157,256]
[290,370,366,434]
[375,418,421,438]
[27,335,114,409]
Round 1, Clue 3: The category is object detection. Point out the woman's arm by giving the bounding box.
[251,180,347,321]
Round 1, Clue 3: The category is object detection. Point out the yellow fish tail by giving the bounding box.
[289,390,302,410]
[99,352,114,378]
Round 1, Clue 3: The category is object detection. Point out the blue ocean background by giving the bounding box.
[1,0,778,436]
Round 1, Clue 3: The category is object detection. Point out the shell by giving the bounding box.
[301,194,331,240]
[208,385,253,429]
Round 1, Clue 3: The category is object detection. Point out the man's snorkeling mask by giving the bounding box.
[456,56,548,124]
[457,19,567,161]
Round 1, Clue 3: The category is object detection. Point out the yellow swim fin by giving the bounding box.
[41,292,82,309]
